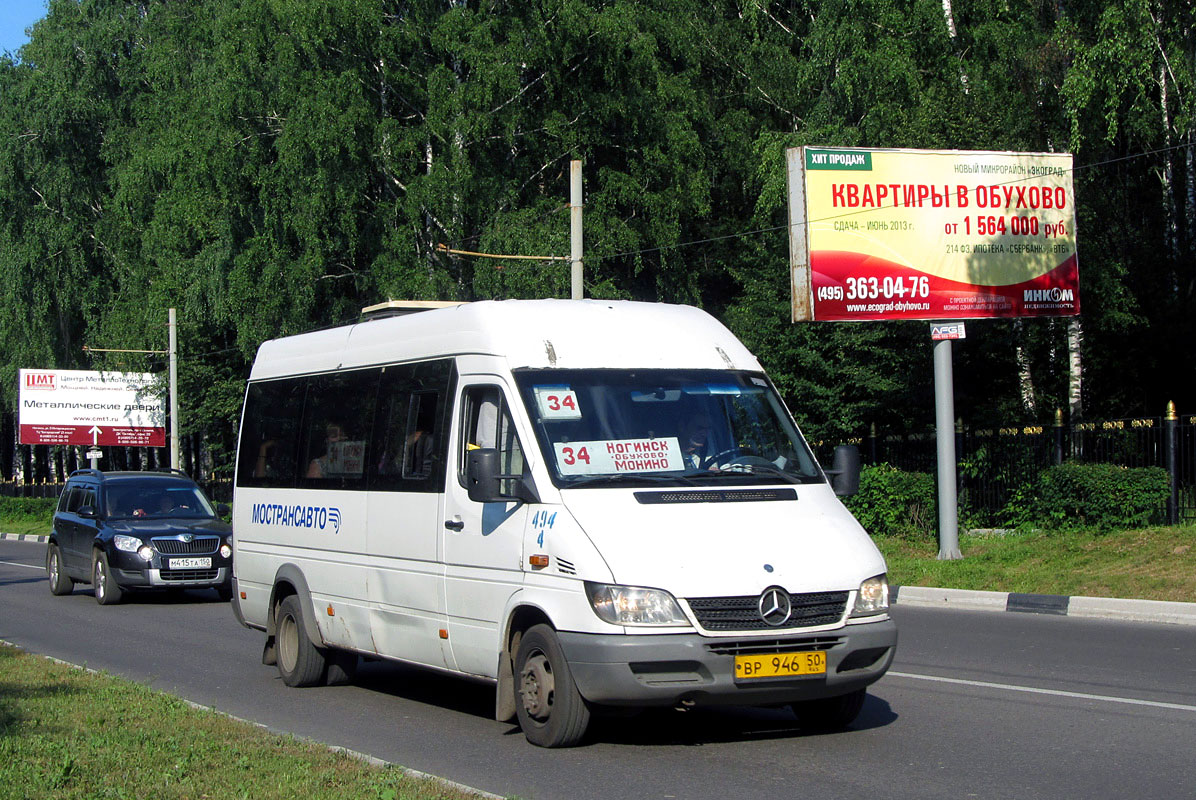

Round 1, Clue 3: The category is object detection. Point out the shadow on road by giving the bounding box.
[351,659,897,747]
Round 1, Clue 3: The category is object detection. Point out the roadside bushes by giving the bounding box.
[843,464,936,539]
[1001,462,1170,531]
[845,462,1171,537]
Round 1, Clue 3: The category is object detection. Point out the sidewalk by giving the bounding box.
[6,531,1196,626]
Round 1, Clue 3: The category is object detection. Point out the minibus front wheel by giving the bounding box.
[514,624,591,747]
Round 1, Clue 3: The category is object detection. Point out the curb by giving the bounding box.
[0,533,49,543]
[892,585,1196,627]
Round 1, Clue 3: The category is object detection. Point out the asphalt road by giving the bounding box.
[2,538,1194,799]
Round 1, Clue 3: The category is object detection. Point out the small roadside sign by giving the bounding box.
[86,449,103,460]
[931,322,967,341]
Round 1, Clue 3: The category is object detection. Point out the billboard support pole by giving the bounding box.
[169,308,179,470]
[934,338,962,560]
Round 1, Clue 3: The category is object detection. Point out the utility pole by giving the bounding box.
[570,160,583,300]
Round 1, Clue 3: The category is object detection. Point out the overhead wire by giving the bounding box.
[435,139,1195,267]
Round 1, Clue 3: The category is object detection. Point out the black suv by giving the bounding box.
[47,469,233,604]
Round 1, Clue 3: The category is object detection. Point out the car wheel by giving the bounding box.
[791,688,867,732]
[216,582,233,602]
[513,624,591,747]
[46,544,74,596]
[93,551,123,605]
[275,595,327,687]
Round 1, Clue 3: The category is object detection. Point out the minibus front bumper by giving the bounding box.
[558,617,897,708]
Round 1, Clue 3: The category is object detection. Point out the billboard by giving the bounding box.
[19,369,166,447]
[787,147,1079,322]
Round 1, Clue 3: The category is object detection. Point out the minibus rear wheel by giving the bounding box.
[514,624,591,747]
[276,595,328,687]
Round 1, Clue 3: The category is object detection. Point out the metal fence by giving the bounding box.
[1,478,234,505]
[825,411,1196,525]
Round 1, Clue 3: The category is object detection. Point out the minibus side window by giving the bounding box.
[459,386,527,493]
[370,359,452,493]
[237,379,306,488]
[299,371,378,489]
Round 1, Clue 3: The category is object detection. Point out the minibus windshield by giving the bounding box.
[513,369,825,488]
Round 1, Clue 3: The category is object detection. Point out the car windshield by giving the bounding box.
[513,368,825,488]
[105,483,217,520]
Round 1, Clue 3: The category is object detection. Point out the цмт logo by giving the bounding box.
[24,372,55,390]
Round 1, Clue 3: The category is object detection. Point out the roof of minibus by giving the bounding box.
[248,299,764,380]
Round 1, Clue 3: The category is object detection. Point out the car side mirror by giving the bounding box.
[466,448,540,505]
[825,445,861,497]
[77,505,98,519]
[217,503,231,517]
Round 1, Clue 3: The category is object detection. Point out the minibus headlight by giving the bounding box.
[584,582,689,626]
[851,574,889,617]
[114,535,143,554]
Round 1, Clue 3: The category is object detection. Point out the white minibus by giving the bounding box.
[231,299,896,747]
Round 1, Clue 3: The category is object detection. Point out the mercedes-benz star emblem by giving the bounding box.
[758,586,792,626]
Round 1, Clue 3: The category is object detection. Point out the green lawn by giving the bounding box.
[1,518,52,537]
[876,524,1196,602]
[0,645,481,800]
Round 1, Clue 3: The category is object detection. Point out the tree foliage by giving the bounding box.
[1,0,1193,474]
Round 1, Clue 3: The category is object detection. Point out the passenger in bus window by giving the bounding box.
[307,423,348,478]
[253,438,277,477]
[404,428,434,477]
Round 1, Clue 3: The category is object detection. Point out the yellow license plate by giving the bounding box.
[734,651,827,680]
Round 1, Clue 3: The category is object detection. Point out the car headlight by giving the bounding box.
[851,574,889,617]
[114,535,143,554]
[220,543,232,558]
[584,582,689,626]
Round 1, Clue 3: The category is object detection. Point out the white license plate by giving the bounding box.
[168,557,211,569]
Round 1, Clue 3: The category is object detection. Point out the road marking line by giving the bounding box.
[0,560,42,571]
[887,670,1196,712]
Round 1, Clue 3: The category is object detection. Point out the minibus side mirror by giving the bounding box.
[825,445,861,496]
[77,505,98,519]
[465,448,540,505]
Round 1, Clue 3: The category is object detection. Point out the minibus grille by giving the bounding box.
[686,591,849,631]
[705,636,844,656]
[152,535,220,555]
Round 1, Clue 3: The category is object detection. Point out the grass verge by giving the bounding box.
[0,518,52,537]
[0,645,482,800]
[876,524,1196,602]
